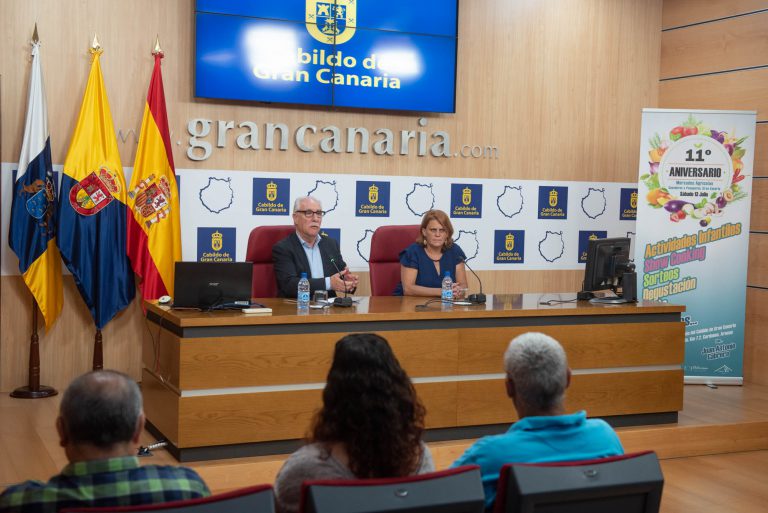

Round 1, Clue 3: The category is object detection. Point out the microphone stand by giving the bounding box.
[329,257,353,307]
[463,259,486,304]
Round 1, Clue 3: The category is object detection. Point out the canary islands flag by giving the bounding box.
[9,42,63,330]
[127,52,181,300]
[57,48,135,329]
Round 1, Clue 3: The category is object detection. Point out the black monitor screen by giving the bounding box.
[172,262,253,309]
[582,237,632,293]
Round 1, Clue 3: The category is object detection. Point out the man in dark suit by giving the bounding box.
[273,196,360,298]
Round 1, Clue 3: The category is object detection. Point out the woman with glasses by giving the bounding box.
[274,333,433,513]
[393,209,468,296]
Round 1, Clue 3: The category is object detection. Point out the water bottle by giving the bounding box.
[298,273,310,309]
[441,271,453,303]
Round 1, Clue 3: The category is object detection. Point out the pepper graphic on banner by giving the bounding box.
[57,42,135,329]
[127,45,182,301]
[9,40,63,330]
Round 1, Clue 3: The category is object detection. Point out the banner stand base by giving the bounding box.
[684,376,743,386]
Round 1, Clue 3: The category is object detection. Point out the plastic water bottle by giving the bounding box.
[441,271,453,303]
[298,273,310,309]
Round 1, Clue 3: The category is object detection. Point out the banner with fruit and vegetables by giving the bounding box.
[635,108,756,384]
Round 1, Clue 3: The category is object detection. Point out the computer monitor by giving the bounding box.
[498,452,664,513]
[579,237,636,303]
[172,262,253,309]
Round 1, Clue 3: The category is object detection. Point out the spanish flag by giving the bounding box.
[9,41,63,330]
[127,49,181,300]
[57,45,135,329]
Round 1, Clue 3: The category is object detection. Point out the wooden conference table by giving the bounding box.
[142,294,685,461]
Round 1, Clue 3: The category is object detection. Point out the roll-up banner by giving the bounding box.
[635,109,757,384]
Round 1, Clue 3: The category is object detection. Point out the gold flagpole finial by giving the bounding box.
[152,35,163,56]
[32,23,39,44]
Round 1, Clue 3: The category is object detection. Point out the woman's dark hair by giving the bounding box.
[311,333,426,478]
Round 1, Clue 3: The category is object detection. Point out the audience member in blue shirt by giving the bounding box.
[452,332,624,511]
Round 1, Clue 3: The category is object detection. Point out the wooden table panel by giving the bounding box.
[142,369,180,446]
[458,322,684,373]
[173,381,458,448]
[141,295,685,457]
[456,370,684,426]
[174,330,460,390]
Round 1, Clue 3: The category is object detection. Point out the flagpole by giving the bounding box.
[10,24,58,400]
[11,298,57,398]
[93,329,103,370]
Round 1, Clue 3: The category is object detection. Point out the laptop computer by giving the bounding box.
[172,262,253,309]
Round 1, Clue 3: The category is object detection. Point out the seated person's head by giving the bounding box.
[418,209,455,251]
[57,370,145,461]
[312,333,426,478]
[504,332,571,417]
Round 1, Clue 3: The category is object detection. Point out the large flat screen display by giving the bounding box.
[195,0,458,113]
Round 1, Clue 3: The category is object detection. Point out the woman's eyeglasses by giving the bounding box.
[295,209,325,218]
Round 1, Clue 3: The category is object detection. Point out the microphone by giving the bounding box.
[329,257,354,307]
[462,258,486,304]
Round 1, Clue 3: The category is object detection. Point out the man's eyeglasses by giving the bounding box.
[295,209,325,218]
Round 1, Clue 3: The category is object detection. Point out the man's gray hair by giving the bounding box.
[503,332,568,411]
[293,196,322,212]
[59,370,142,448]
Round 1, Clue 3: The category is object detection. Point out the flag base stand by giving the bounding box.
[10,299,58,399]
[10,385,57,399]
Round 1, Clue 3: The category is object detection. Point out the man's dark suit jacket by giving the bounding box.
[272,232,348,298]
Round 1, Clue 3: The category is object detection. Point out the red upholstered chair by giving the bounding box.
[246,225,295,298]
[61,484,276,513]
[369,224,420,296]
[493,451,664,513]
[300,465,484,513]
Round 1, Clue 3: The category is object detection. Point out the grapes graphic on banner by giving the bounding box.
[127,41,181,301]
[57,39,135,330]
[9,38,63,330]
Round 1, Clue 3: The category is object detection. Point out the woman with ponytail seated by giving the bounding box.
[274,333,434,513]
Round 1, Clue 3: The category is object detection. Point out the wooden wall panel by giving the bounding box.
[662,0,768,29]
[661,0,768,387]
[752,180,768,232]
[747,234,768,287]
[659,68,768,119]
[744,288,768,385]
[756,124,768,176]
[0,276,144,392]
[0,0,663,390]
[660,12,768,79]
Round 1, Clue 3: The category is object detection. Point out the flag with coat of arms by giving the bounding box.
[9,40,63,330]
[127,46,181,300]
[57,44,135,329]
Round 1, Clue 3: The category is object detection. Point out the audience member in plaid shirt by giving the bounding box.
[0,370,210,513]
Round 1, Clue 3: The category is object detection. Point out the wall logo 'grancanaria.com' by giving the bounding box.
[307,0,356,44]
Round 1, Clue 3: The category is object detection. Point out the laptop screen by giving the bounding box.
[172,262,253,309]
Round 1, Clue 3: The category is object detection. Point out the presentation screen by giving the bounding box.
[195,0,458,113]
